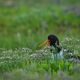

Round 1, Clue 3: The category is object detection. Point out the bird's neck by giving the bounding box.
[50,45,62,53]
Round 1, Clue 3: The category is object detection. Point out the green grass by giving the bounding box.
[0,36,80,80]
[0,1,80,80]
[0,4,80,49]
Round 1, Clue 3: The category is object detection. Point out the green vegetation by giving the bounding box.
[0,0,80,80]
[0,5,80,49]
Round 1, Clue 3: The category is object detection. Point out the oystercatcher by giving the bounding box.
[39,34,62,53]
[39,34,63,60]
[39,35,80,61]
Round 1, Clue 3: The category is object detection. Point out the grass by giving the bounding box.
[0,5,80,49]
[0,36,80,80]
[0,0,80,80]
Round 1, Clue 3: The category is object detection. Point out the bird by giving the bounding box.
[39,34,63,60]
[39,35,80,61]
[48,34,61,53]
[39,34,62,53]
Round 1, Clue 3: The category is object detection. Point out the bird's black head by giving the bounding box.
[48,34,61,52]
[48,34,59,46]
[39,34,61,52]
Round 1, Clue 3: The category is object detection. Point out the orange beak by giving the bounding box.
[39,40,50,47]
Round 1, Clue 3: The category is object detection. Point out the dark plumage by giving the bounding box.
[39,34,61,53]
[48,34,61,52]
[48,35,59,46]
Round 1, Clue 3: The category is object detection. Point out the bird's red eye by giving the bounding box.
[47,40,50,45]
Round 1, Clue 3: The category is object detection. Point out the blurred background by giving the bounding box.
[0,0,80,49]
[0,1,80,80]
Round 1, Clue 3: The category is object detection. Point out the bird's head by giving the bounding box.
[39,34,62,52]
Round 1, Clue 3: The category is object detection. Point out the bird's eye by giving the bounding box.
[48,40,50,43]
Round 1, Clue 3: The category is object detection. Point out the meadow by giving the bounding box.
[0,0,80,80]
